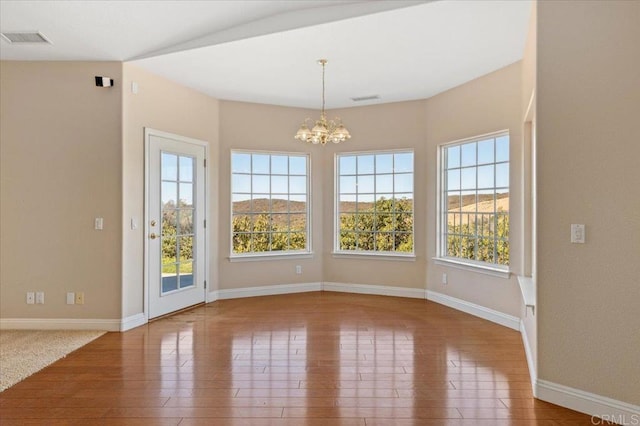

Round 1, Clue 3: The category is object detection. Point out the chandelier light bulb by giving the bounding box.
[294,59,351,146]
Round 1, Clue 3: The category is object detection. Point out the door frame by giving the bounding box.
[143,127,209,320]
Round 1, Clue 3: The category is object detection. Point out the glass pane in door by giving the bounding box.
[161,152,196,294]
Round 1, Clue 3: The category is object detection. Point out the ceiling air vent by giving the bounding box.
[1,31,52,44]
[351,95,380,102]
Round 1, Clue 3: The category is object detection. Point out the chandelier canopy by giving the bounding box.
[295,59,351,145]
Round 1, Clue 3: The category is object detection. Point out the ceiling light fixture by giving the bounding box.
[295,59,351,145]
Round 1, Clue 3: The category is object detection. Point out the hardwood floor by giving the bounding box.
[0,292,597,425]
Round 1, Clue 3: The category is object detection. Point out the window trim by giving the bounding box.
[334,148,415,257]
[229,149,311,259]
[435,130,510,272]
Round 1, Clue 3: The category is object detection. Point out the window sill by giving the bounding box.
[517,275,536,315]
[332,251,416,262]
[433,257,510,279]
[228,252,314,262]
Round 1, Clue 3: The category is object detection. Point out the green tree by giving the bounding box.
[339,197,414,252]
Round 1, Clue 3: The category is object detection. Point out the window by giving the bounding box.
[336,150,414,255]
[231,151,309,256]
[440,132,509,267]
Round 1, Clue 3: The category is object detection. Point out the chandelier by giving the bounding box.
[294,59,351,145]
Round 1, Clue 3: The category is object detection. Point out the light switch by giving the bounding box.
[571,224,585,244]
[95,217,104,230]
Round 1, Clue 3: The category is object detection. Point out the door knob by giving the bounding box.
[150,233,157,240]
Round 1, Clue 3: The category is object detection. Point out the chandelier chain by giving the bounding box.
[294,58,351,145]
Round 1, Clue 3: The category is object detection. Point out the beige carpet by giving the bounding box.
[0,329,106,392]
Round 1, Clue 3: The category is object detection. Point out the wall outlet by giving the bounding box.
[35,292,45,304]
[75,292,85,305]
[442,273,448,285]
[295,265,302,275]
[26,292,35,304]
[66,292,75,305]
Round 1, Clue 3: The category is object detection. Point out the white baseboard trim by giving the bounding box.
[0,317,122,331]
[520,319,537,395]
[323,282,426,299]
[426,290,520,331]
[120,313,146,331]
[213,282,323,300]
[537,379,640,423]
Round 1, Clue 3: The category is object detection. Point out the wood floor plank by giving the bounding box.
[0,292,593,423]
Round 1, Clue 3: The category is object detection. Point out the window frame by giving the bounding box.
[436,130,510,276]
[229,149,312,260]
[333,149,416,259]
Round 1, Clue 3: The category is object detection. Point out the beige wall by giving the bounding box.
[218,101,323,289]
[0,61,123,319]
[537,0,640,405]
[425,62,523,318]
[321,101,428,288]
[121,64,219,317]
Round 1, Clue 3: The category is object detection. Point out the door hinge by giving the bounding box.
[204,219,206,228]
[204,159,207,167]
[204,280,207,289]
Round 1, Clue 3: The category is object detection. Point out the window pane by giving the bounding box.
[477,164,494,189]
[178,210,193,235]
[477,139,494,165]
[496,136,509,162]
[271,213,289,231]
[357,175,374,194]
[162,210,177,237]
[289,176,307,194]
[290,214,306,232]
[340,176,357,194]
[376,154,393,174]
[179,156,194,182]
[461,142,476,167]
[447,146,460,169]
[290,232,306,250]
[339,156,356,175]
[272,198,288,213]
[162,268,178,293]
[394,152,413,173]
[252,175,269,193]
[252,154,270,174]
[394,173,413,193]
[461,168,476,190]
[232,174,250,193]
[162,182,177,207]
[357,155,374,174]
[251,195,270,213]
[161,152,177,180]
[271,175,288,194]
[179,183,193,208]
[376,174,393,193]
[447,169,460,191]
[178,236,193,262]
[271,155,288,175]
[289,156,307,175]
[339,195,356,212]
[251,233,270,252]
[447,191,461,212]
[179,263,194,289]
[340,231,357,250]
[232,153,251,173]
[496,163,509,188]
[289,195,306,212]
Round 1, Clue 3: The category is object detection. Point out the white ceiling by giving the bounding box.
[0,0,531,109]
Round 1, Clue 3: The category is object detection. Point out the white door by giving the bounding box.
[145,129,207,319]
